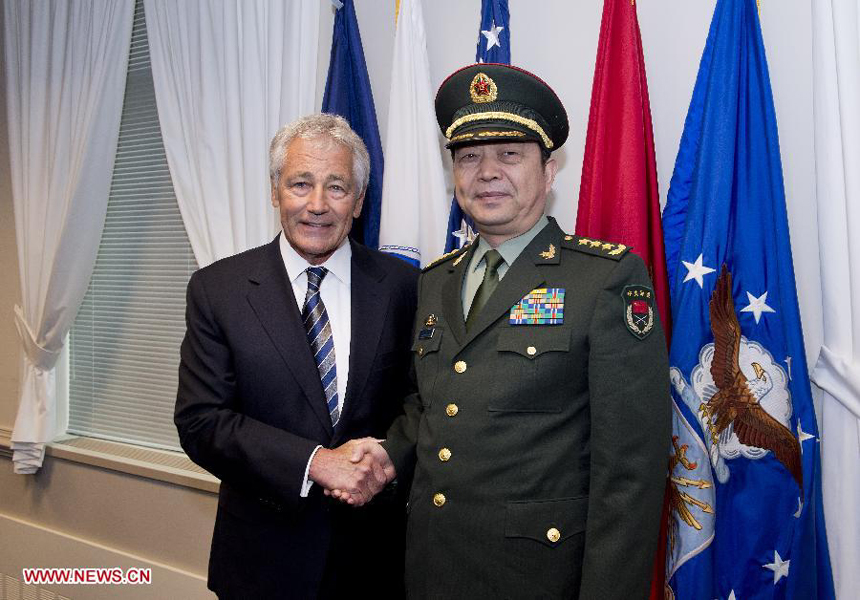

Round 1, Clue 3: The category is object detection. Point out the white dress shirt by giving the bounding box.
[279,234,352,496]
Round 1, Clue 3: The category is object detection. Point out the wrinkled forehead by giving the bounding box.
[281,136,354,173]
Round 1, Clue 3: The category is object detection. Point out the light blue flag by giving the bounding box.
[443,0,510,253]
[662,1,835,598]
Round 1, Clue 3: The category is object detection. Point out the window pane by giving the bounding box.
[69,0,197,451]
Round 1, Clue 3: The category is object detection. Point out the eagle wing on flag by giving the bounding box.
[706,265,802,488]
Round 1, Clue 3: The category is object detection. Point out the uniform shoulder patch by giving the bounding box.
[622,284,655,339]
[561,234,630,261]
[423,243,471,271]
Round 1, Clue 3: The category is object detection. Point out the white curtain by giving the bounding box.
[811,1,860,597]
[4,0,134,473]
[144,0,320,268]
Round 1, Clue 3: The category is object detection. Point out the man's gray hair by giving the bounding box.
[269,113,370,196]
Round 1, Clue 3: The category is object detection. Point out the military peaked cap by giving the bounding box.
[435,63,569,151]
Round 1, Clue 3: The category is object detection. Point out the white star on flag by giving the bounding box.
[796,420,815,453]
[682,254,716,288]
[452,219,474,249]
[763,550,790,584]
[481,21,504,51]
[740,290,776,323]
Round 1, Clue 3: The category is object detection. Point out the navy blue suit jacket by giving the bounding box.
[175,236,418,599]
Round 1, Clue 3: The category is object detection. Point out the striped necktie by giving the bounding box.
[302,267,339,425]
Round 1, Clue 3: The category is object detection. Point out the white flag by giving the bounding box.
[378,0,448,267]
[811,1,860,597]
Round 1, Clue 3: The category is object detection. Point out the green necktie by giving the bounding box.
[466,249,505,331]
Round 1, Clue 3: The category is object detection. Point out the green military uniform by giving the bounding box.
[382,62,671,599]
[384,217,669,599]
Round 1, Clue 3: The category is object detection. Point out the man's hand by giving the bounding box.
[309,437,395,506]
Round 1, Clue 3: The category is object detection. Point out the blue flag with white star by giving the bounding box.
[322,0,384,249]
[661,1,835,599]
[443,0,510,253]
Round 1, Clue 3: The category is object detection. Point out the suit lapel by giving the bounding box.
[245,237,333,435]
[340,241,388,427]
[459,220,563,348]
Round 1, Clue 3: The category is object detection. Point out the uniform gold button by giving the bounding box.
[446,403,459,417]
[454,360,467,373]
[546,527,561,543]
[417,347,424,356]
[438,448,452,462]
[526,346,537,356]
[433,493,446,507]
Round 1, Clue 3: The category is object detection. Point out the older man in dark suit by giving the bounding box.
[175,113,418,599]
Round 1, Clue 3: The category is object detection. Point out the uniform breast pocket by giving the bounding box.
[488,327,570,413]
[412,329,443,407]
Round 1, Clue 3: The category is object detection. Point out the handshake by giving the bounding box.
[308,438,396,507]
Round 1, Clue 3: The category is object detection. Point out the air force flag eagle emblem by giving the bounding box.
[670,266,801,487]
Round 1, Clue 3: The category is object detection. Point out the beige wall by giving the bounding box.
[0,457,215,576]
[0,456,217,598]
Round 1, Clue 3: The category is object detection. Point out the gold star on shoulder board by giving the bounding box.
[424,242,472,271]
[539,244,556,260]
[564,234,631,261]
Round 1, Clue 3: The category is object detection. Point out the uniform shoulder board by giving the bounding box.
[561,234,630,261]
[423,243,471,271]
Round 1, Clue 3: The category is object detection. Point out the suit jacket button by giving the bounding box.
[417,347,424,356]
[546,527,561,543]
[454,361,467,373]
[446,403,459,417]
[433,493,446,507]
[438,448,452,462]
[527,345,537,356]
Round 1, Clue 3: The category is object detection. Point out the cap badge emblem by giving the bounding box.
[469,72,498,104]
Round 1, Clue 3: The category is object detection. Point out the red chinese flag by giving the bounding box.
[575,0,672,343]
[575,2,672,599]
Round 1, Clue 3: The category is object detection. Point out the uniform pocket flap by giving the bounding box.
[411,328,443,356]
[504,496,588,547]
[496,327,570,359]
